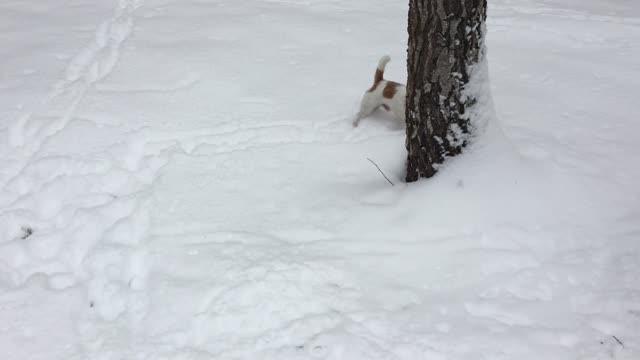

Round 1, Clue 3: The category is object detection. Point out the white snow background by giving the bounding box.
[1,0,639,359]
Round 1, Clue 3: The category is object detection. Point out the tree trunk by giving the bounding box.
[405,0,488,182]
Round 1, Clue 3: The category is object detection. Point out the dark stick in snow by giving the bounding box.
[367,158,395,186]
[612,335,624,347]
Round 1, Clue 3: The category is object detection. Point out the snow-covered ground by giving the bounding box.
[1,0,639,359]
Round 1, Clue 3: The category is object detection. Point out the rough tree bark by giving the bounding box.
[405,0,488,182]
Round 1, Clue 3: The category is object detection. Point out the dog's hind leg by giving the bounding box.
[353,93,379,127]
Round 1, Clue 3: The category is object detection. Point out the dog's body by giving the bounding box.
[353,55,406,127]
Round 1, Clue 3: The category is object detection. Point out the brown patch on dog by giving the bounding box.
[368,69,384,92]
[374,68,384,84]
[383,82,399,99]
[381,104,390,111]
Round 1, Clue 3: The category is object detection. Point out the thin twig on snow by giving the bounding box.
[612,335,624,348]
[367,158,395,186]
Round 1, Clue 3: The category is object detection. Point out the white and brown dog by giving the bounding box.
[353,55,406,127]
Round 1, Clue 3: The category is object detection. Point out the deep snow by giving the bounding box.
[1,0,639,359]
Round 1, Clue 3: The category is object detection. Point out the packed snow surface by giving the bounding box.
[1,0,639,359]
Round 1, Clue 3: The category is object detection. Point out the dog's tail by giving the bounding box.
[374,55,391,84]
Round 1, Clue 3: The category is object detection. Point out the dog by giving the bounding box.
[353,55,406,127]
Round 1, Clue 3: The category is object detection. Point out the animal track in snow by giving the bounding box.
[0,0,159,356]
[465,302,533,327]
